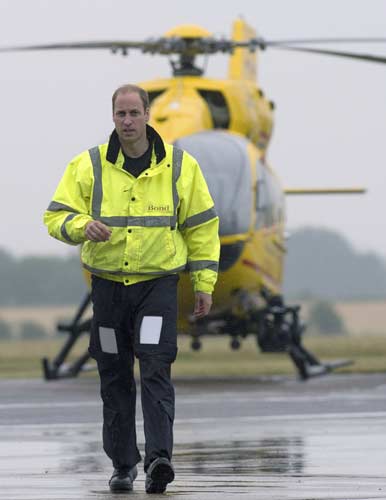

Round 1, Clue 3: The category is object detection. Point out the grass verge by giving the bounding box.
[0,333,385,379]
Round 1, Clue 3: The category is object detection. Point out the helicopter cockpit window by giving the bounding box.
[175,131,252,236]
[148,89,166,106]
[197,90,230,129]
[255,161,285,228]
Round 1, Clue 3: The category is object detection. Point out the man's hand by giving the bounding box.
[85,220,112,242]
[193,292,212,319]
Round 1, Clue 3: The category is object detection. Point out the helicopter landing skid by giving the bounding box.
[256,295,354,380]
[42,291,353,381]
[288,343,353,380]
[41,292,94,380]
[189,292,353,380]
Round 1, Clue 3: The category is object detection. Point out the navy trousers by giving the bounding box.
[88,274,178,472]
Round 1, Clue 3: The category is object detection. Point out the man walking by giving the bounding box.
[44,84,220,493]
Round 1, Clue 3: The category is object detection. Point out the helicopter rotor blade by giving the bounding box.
[227,38,386,64]
[0,38,189,55]
[1,37,386,64]
[0,37,239,59]
[0,41,143,52]
[264,37,386,46]
[266,45,386,64]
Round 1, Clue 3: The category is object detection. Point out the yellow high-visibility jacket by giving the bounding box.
[44,126,220,294]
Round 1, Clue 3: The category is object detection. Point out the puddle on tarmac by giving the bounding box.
[174,437,305,475]
[1,432,385,499]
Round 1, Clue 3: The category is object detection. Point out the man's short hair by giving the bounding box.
[112,84,149,111]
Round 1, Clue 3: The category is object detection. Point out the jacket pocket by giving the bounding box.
[139,227,177,272]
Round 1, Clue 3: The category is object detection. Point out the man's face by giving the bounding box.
[113,91,149,144]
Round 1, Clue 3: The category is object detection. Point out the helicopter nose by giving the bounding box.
[147,87,214,141]
[151,114,209,143]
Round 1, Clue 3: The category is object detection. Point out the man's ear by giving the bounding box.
[145,107,150,122]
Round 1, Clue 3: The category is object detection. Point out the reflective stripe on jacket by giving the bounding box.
[43,126,220,293]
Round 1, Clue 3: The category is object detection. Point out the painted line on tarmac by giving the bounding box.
[1,390,385,411]
[0,410,386,430]
[180,393,386,404]
[176,411,386,423]
[0,401,99,410]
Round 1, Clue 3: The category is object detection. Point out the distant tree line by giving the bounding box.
[0,318,49,340]
[284,227,386,301]
[307,300,346,335]
[0,226,385,305]
[0,248,86,305]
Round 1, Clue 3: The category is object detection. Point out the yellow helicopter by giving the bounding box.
[2,18,382,380]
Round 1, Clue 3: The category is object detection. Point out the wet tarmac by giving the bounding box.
[0,373,385,499]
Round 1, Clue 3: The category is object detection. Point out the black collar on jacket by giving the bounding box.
[106,124,166,165]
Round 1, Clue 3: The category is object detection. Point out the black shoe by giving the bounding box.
[109,465,138,492]
[145,457,174,494]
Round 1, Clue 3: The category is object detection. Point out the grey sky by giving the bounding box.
[1,0,385,257]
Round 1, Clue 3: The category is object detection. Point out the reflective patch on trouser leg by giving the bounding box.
[140,316,163,344]
[99,326,118,354]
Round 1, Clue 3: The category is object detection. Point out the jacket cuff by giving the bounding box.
[191,269,217,294]
[67,214,93,243]
[195,284,214,294]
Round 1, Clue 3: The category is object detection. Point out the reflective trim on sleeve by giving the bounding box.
[47,201,80,213]
[83,263,186,276]
[61,213,77,243]
[187,260,219,272]
[96,215,177,228]
[179,206,217,230]
[89,146,103,219]
[172,147,183,229]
